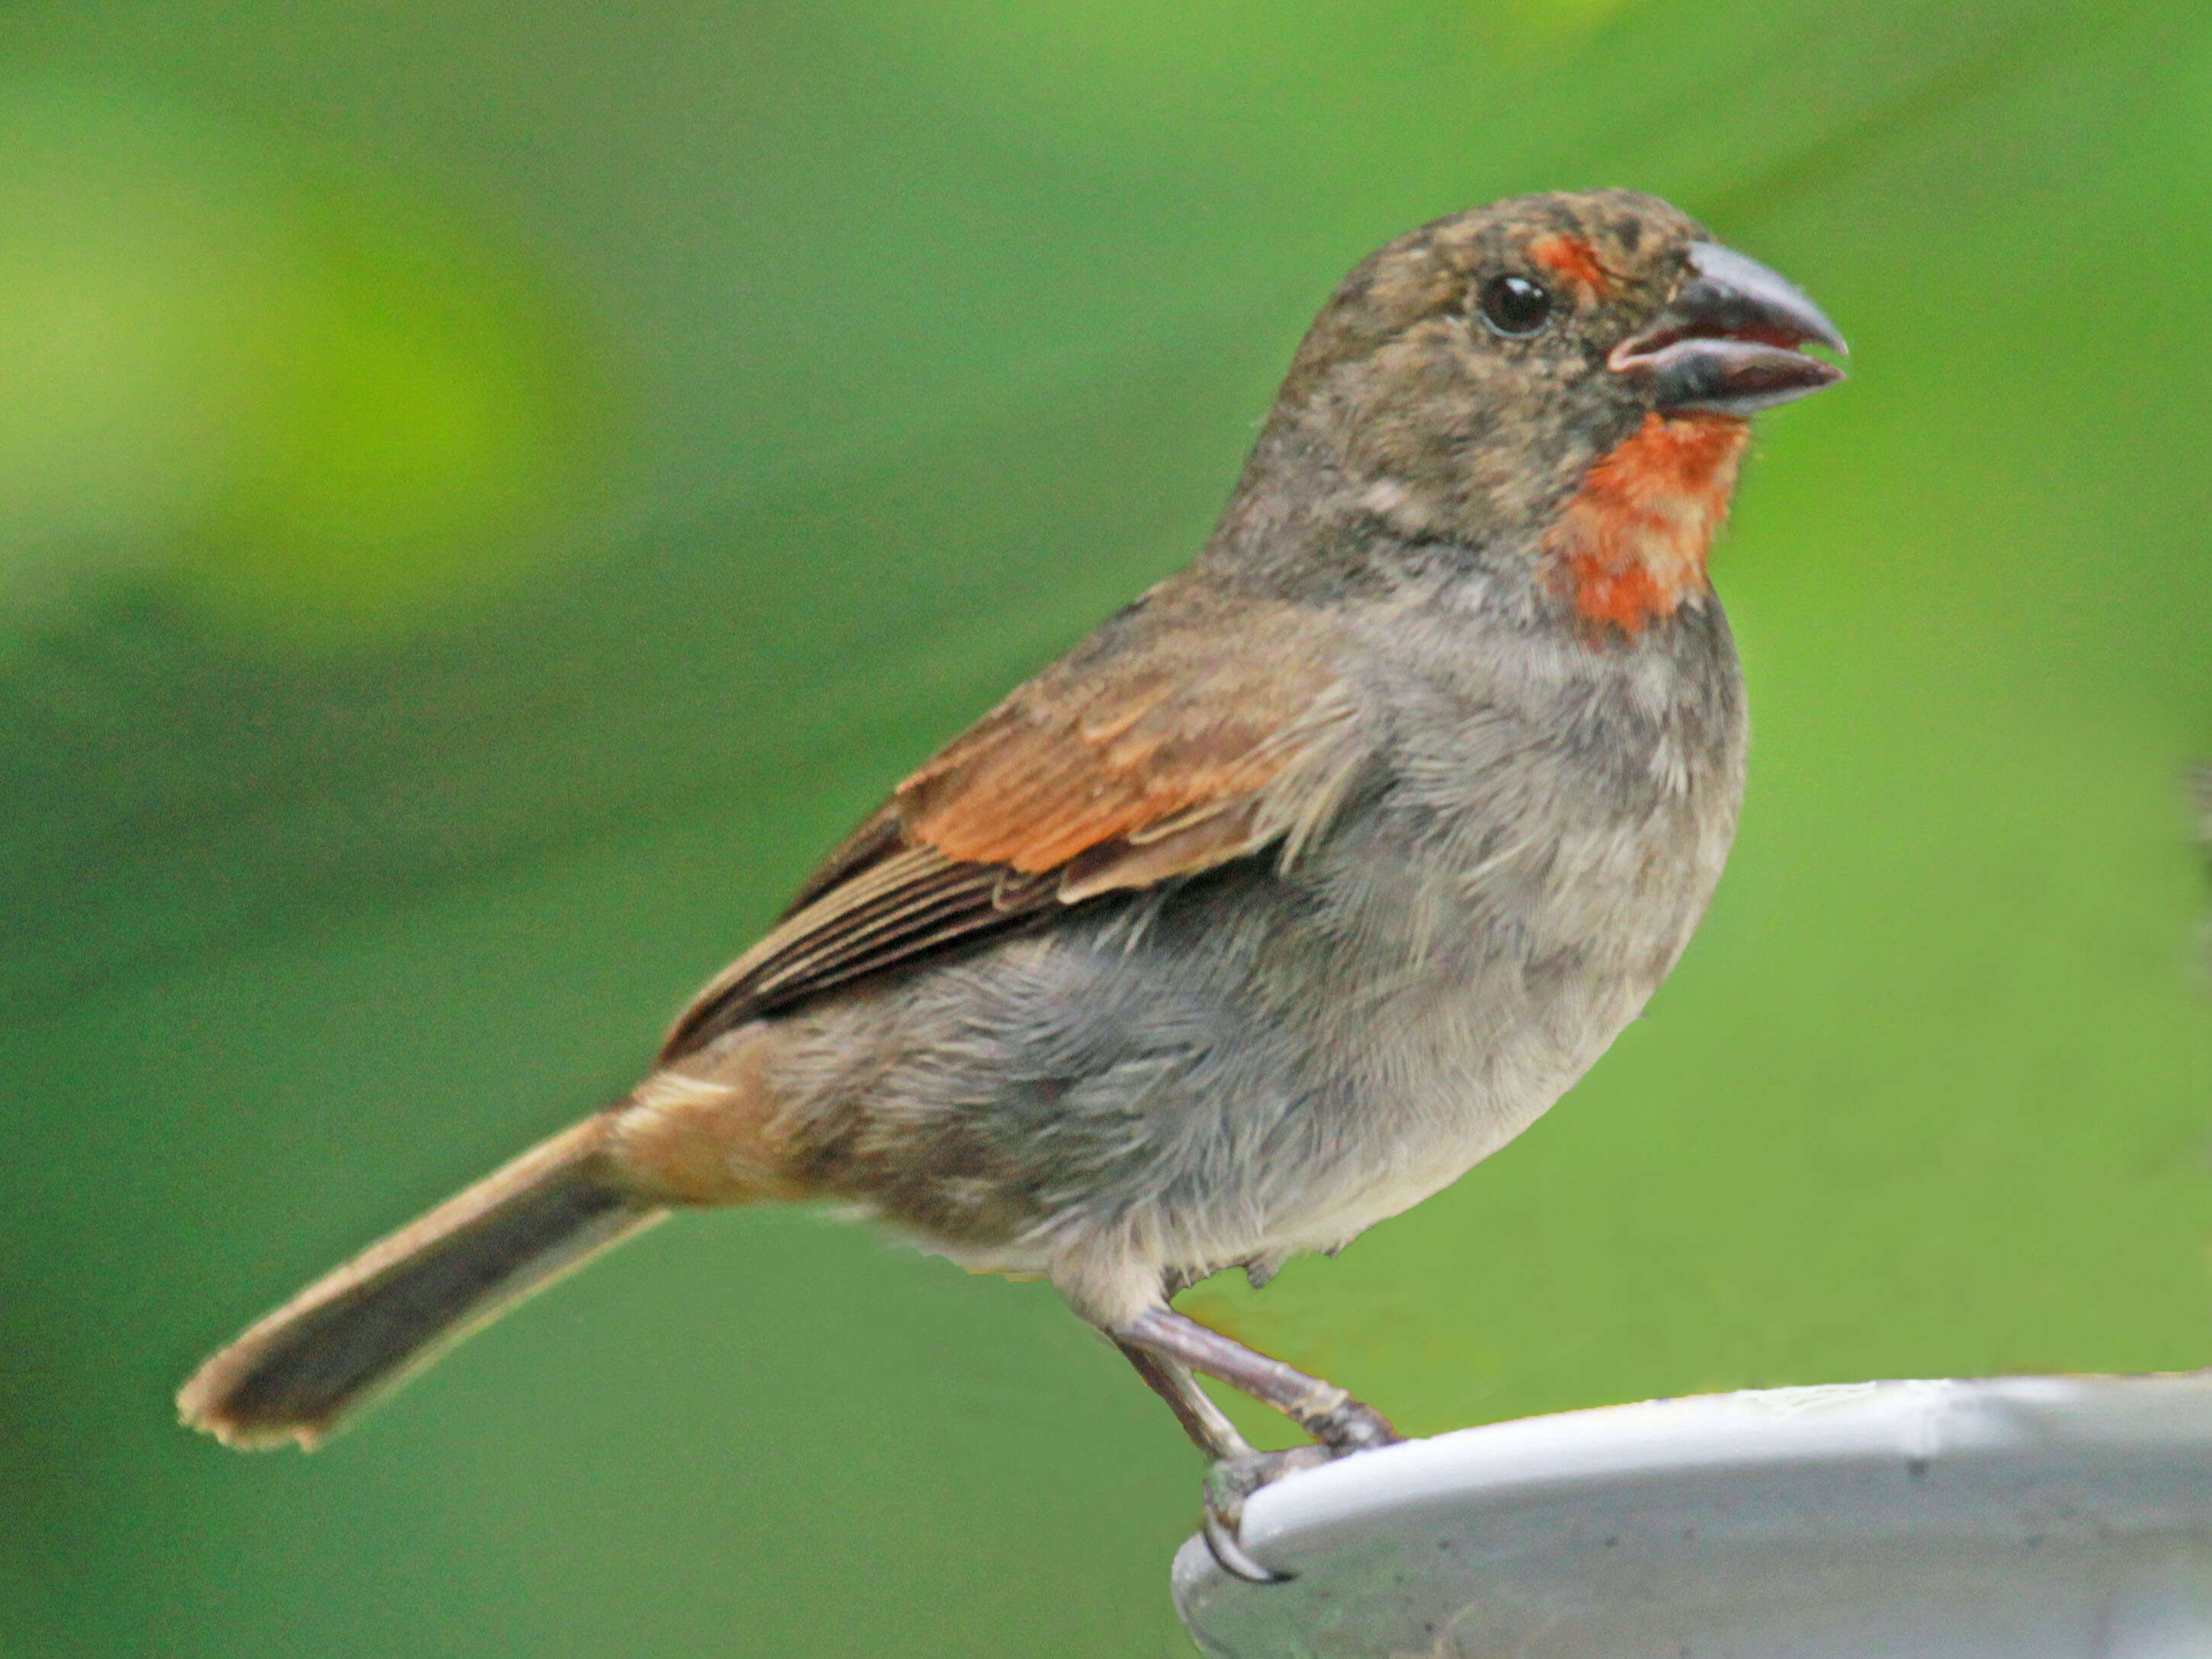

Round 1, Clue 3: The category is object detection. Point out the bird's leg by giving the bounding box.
[1115,1305,1400,1584]
[1114,1340,1252,1462]
[1120,1305,1398,1451]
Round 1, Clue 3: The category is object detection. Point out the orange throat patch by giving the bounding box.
[1548,412,1749,637]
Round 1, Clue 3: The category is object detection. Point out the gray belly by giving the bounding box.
[760,754,1735,1315]
[760,610,1747,1324]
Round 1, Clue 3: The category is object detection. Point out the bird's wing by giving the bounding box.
[658,591,1367,1062]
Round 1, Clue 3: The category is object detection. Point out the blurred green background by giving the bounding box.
[2,0,2208,1654]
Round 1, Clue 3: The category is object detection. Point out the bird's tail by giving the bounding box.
[177,1112,665,1450]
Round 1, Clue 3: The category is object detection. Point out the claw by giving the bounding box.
[1200,1446,1330,1585]
[1202,1504,1292,1584]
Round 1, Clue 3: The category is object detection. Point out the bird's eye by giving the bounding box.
[1477,273,1553,338]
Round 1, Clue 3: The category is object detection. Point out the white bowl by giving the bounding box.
[1172,1375,2212,1658]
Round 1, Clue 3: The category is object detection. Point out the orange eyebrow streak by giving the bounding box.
[1528,233,1617,298]
[1548,412,1749,638]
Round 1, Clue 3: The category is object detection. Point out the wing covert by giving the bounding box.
[659,590,1365,1062]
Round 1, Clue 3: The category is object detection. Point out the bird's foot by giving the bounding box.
[1200,1404,1402,1584]
[1202,1446,1329,1583]
[1300,1397,1399,1455]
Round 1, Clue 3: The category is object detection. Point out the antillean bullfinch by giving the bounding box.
[180,190,1844,1582]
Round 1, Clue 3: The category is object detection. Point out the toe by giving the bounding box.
[1201,1506,1291,1584]
[1310,1399,1400,1453]
[1198,1447,1330,1585]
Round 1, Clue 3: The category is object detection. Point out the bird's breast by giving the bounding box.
[1282,606,1748,1210]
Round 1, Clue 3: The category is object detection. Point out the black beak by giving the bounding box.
[1610,242,1847,415]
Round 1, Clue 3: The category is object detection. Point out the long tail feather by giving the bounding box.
[177,1114,664,1450]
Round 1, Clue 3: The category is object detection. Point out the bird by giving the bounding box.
[176,188,1844,1582]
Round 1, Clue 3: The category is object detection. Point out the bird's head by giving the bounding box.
[1220,190,1845,629]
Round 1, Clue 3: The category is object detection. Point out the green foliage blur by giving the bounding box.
[2,1,2208,1654]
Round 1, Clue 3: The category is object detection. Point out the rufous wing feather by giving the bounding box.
[661,589,1366,1062]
